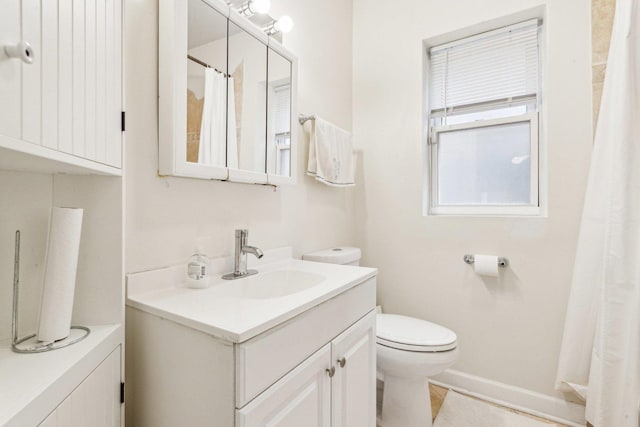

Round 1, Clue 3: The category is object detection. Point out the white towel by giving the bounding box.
[306,117,355,187]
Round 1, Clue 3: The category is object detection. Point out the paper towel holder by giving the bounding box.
[11,230,90,354]
[463,254,509,268]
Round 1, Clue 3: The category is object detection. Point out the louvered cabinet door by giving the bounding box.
[0,0,122,171]
[0,0,22,141]
[38,348,121,427]
[40,0,123,167]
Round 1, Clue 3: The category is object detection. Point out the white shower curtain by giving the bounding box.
[555,0,640,426]
[198,68,226,166]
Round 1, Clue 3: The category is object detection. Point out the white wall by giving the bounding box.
[0,172,123,343]
[353,0,592,400]
[0,172,52,342]
[124,0,355,272]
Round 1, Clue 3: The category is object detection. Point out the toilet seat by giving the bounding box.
[376,314,457,352]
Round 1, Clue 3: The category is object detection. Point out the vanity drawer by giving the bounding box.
[235,277,376,408]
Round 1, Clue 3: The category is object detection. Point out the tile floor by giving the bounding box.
[376,381,575,427]
[429,385,570,426]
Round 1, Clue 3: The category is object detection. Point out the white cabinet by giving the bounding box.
[237,311,376,427]
[0,0,21,141]
[237,344,332,427]
[38,348,121,427]
[126,269,377,427]
[331,311,377,427]
[158,0,298,186]
[0,0,122,175]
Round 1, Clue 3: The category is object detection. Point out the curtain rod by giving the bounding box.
[187,54,229,77]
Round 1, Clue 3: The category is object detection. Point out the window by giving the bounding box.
[426,19,542,216]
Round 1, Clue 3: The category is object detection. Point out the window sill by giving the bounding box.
[427,205,545,217]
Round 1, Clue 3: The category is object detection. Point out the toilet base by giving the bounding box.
[381,375,433,427]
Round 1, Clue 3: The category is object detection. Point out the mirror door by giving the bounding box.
[186,0,228,168]
[159,0,297,185]
[227,18,268,183]
[267,48,293,180]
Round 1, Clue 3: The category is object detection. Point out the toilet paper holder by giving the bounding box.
[11,230,90,354]
[463,254,509,268]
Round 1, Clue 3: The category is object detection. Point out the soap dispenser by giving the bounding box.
[186,244,211,288]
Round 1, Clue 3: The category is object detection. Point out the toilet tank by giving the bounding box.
[302,247,361,266]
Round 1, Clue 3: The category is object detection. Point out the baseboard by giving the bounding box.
[431,369,586,427]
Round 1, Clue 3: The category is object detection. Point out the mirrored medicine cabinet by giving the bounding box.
[159,0,298,185]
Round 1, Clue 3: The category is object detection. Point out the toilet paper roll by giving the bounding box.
[474,254,499,277]
[37,207,84,343]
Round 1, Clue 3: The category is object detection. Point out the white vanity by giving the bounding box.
[126,248,377,426]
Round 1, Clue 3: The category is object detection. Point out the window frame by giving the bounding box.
[424,19,544,217]
[275,133,291,176]
[429,112,539,216]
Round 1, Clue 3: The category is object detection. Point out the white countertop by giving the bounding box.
[0,324,122,427]
[126,249,377,343]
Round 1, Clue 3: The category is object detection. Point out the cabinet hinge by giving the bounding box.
[121,111,126,132]
[120,382,125,404]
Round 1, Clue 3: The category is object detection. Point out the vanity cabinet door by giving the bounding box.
[331,311,377,427]
[38,349,121,427]
[236,344,331,427]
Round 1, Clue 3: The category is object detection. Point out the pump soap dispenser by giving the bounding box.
[186,244,211,288]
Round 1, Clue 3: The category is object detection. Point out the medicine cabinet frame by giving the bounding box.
[158,0,298,186]
[265,38,298,187]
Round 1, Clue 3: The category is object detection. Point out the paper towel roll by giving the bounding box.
[474,254,499,277]
[37,207,84,343]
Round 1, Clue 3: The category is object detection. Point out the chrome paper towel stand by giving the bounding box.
[11,230,90,354]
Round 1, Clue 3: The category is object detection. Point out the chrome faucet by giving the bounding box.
[222,229,264,280]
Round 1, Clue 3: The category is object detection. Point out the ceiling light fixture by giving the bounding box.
[239,0,270,17]
[264,15,293,35]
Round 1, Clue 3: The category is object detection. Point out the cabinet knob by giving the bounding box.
[337,357,346,368]
[4,41,34,64]
[325,367,335,378]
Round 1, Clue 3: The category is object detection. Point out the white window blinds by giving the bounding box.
[273,85,291,134]
[429,19,540,112]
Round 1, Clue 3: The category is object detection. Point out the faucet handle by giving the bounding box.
[235,229,248,237]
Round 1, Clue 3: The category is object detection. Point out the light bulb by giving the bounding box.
[249,0,270,14]
[274,15,293,33]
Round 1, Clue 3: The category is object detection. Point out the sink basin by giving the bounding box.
[225,269,325,299]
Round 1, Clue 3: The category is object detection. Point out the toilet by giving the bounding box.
[303,247,459,427]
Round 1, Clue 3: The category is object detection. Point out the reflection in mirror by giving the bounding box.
[227,21,268,173]
[186,0,228,167]
[267,49,292,177]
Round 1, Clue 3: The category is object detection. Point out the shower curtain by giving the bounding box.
[198,68,226,166]
[555,0,640,426]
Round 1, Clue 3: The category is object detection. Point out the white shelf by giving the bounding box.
[0,324,122,427]
[0,137,122,176]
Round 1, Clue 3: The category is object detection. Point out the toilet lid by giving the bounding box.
[376,314,457,352]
